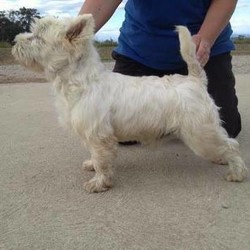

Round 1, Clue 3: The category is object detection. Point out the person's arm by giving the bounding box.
[78,0,122,32]
[192,0,237,66]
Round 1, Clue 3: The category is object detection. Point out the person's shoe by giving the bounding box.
[118,141,139,146]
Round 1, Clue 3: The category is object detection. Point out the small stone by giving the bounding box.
[222,204,230,209]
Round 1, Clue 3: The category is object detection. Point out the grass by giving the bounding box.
[233,43,250,55]
[233,37,250,44]
[1,41,250,65]
[0,41,12,48]
[0,48,14,64]
[0,45,115,64]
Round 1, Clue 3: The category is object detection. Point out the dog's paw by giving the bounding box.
[82,160,95,171]
[225,167,248,182]
[84,176,112,193]
[212,158,228,165]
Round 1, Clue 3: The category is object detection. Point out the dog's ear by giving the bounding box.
[66,14,94,42]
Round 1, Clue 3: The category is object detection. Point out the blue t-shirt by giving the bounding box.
[114,0,235,70]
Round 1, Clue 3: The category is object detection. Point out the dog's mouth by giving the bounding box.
[21,58,44,73]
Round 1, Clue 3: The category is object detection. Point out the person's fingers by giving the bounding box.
[196,40,210,67]
[192,34,201,53]
[192,34,211,67]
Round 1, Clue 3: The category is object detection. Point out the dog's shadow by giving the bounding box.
[109,137,226,191]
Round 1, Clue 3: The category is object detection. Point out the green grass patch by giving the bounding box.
[0,41,12,48]
[233,37,250,44]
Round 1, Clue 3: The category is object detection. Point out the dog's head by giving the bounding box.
[12,14,95,73]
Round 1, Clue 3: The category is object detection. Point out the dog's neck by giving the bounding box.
[49,41,105,109]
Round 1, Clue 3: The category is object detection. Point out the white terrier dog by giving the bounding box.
[12,15,247,192]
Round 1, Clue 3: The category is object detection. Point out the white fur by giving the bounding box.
[12,15,248,193]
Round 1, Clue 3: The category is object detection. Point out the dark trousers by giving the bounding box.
[112,51,241,138]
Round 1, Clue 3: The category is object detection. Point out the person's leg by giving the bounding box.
[112,50,188,76]
[112,51,166,77]
[204,53,241,138]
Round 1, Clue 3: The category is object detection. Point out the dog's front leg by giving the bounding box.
[84,138,117,193]
[82,159,95,171]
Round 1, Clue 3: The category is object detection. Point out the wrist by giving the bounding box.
[196,32,214,49]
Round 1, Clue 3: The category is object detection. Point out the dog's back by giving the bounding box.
[176,26,207,84]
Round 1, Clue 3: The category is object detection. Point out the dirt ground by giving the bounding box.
[0,55,249,84]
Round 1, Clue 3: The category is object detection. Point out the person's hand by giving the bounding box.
[192,34,212,67]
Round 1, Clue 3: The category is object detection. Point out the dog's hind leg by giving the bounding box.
[84,137,117,193]
[179,124,248,182]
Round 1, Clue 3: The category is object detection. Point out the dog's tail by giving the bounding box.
[176,26,207,84]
